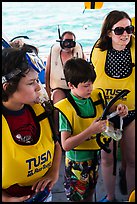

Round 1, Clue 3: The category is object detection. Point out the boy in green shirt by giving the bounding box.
[55,58,128,202]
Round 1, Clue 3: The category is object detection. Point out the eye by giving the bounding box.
[36,79,40,83]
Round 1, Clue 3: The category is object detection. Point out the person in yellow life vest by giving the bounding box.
[90,10,135,202]
[2,47,62,202]
[131,17,135,36]
[54,58,128,202]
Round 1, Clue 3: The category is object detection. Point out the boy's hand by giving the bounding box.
[90,118,107,134]
[116,104,128,117]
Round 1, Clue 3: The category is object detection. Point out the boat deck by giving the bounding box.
[52,153,129,202]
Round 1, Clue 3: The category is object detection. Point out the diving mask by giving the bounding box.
[102,111,123,141]
[60,39,76,49]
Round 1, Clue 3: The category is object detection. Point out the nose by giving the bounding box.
[89,84,93,91]
[36,82,41,92]
[123,30,128,35]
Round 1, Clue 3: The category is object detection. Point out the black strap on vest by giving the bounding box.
[67,92,81,115]
[94,91,106,109]
[36,102,58,143]
[96,89,130,176]
[67,91,105,117]
[96,89,130,153]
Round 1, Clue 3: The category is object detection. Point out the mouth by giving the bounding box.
[34,98,40,104]
[34,96,41,104]
[120,37,129,41]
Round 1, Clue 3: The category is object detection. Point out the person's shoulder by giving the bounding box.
[75,42,83,50]
[54,98,69,109]
[51,43,60,49]
[50,43,61,53]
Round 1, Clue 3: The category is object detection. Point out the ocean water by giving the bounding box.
[2,2,135,58]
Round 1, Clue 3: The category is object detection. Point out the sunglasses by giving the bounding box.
[112,25,134,35]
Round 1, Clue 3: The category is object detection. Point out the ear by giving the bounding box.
[108,30,112,38]
[3,82,9,91]
[67,82,75,89]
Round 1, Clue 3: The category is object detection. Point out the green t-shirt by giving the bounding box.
[59,93,99,161]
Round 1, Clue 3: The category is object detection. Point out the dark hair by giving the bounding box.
[96,10,132,51]
[61,31,76,40]
[64,58,96,87]
[2,47,31,101]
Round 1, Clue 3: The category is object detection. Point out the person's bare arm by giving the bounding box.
[31,141,62,192]
[61,119,107,151]
[2,189,30,202]
[45,55,51,99]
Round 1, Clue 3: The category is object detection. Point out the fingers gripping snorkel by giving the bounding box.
[56,25,76,49]
[96,89,130,153]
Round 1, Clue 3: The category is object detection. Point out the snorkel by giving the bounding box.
[96,89,130,153]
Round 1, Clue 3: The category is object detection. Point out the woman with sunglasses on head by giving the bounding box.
[90,10,135,202]
[2,47,62,202]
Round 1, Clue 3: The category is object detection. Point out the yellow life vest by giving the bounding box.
[132,17,135,28]
[90,37,135,110]
[2,104,55,189]
[131,17,135,37]
[50,43,84,90]
[129,189,135,202]
[55,88,107,150]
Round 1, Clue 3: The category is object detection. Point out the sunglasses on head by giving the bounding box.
[112,25,134,35]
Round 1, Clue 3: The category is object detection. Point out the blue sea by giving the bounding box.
[2,2,135,58]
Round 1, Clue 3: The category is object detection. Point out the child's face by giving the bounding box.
[10,69,41,105]
[70,81,93,99]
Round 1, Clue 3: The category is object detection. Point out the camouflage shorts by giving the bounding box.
[64,157,99,201]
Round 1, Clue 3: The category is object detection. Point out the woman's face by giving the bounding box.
[109,18,132,50]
